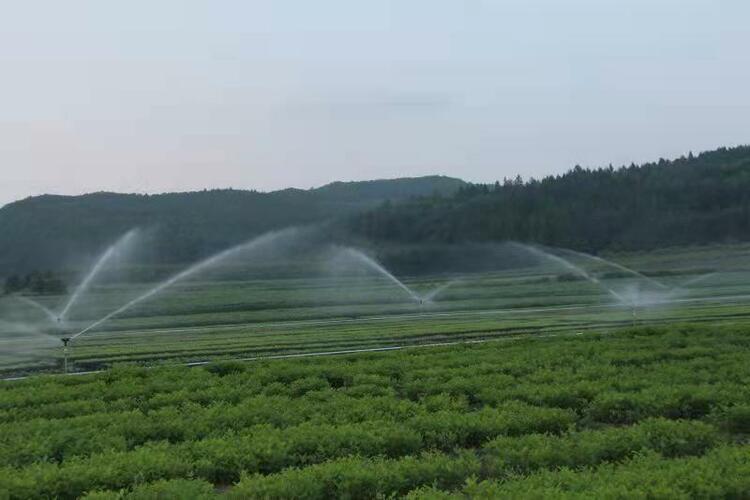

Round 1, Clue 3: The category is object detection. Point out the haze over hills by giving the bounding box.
[0,176,464,275]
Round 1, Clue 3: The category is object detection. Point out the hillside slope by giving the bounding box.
[0,176,464,274]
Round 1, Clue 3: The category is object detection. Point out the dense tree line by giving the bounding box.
[350,146,750,252]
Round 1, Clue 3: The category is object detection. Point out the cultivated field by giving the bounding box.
[1,324,749,498]
[2,242,750,375]
[2,243,750,498]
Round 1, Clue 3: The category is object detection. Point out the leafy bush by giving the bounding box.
[481,418,719,476]
[409,445,750,499]
[230,451,480,499]
[718,404,750,434]
[82,479,216,499]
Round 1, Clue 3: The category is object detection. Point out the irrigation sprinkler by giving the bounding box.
[61,337,71,374]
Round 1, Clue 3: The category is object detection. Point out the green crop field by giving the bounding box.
[1,323,750,498]
[3,242,750,376]
[2,243,750,498]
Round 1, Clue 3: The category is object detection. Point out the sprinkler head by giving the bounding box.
[61,337,71,347]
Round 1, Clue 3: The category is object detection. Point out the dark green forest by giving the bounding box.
[351,146,750,252]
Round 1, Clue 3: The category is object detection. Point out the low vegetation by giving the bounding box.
[1,323,749,498]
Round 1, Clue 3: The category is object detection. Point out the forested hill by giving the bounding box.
[4,146,750,275]
[0,176,464,275]
[350,146,750,252]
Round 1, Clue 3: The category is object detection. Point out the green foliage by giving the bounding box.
[481,418,719,475]
[1,325,750,498]
[409,445,750,499]
[718,404,750,434]
[230,451,480,500]
[83,479,216,500]
[351,145,750,252]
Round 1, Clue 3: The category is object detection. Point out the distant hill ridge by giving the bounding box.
[3,175,465,208]
[0,176,465,274]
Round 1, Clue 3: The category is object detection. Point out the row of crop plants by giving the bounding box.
[0,324,749,498]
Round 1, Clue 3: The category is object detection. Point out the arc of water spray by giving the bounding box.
[662,272,719,299]
[13,296,59,324]
[339,247,423,304]
[558,247,723,305]
[0,320,60,341]
[678,272,718,289]
[557,247,669,290]
[511,242,626,303]
[71,228,295,340]
[58,229,140,322]
[421,279,460,303]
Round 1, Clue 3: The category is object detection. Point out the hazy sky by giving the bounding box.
[1,0,749,207]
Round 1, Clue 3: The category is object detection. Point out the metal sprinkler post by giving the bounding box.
[61,337,71,374]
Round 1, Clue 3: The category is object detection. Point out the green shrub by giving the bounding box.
[719,404,750,434]
[82,479,216,499]
[480,418,719,475]
[205,361,247,377]
[411,445,750,499]
[587,393,654,424]
[230,451,480,499]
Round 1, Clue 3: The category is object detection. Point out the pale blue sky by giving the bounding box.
[1,0,749,206]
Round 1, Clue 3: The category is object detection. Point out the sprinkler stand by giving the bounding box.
[61,337,71,374]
